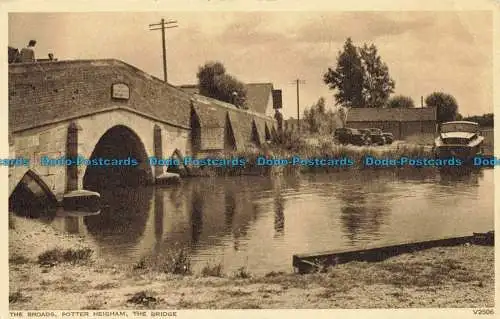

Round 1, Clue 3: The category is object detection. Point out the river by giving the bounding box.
[51,168,494,275]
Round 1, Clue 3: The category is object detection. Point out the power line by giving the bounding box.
[149,18,178,83]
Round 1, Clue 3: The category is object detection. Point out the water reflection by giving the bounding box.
[154,188,164,254]
[84,185,153,247]
[49,168,493,274]
[224,189,236,230]
[9,170,58,221]
[336,180,389,243]
[190,187,204,245]
[274,195,285,237]
[438,168,482,185]
[272,178,285,238]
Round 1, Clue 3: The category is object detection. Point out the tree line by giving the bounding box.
[192,39,492,134]
[301,37,496,134]
[322,37,464,124]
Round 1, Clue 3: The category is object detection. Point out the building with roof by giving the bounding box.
[179,83,282,117]
[345,107,437,142]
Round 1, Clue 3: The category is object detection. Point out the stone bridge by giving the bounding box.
[8,59,277,201]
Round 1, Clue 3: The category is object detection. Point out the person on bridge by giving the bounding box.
[20,40,36,63]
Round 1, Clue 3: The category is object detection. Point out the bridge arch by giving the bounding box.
[82,124,154,191]
[166,148,189,176]
[9,169,58,219]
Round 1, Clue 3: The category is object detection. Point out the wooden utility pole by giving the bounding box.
[293,79,306,134]
[149,18,178,83]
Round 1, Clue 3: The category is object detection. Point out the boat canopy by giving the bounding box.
[440,121,479,133]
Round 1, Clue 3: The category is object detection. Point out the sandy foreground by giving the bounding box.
[9,215,494,310]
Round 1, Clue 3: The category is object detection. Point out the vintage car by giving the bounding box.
[334,128,365,146]
[382,132,394,144]
[368,128,386,145]
[358,129,372,144]
[433,121,484,163]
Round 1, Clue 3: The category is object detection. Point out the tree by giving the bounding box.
[323,38,365,108]
[337,106,349,127]
[303,98,323,134]
[303,97,340,135]
[424,92,459,123]
[323,38,395,108]
[360,44,395,107]
[386,95,415,108]
[197,61,247,108]
[462,113,494,127]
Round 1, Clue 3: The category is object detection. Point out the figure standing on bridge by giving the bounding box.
[20,40,36,63]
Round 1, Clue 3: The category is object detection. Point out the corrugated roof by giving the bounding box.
[253,119,266,145]
[226,111,246,150]
[346,107,436,122]
[244,83,273,114]
[179,83,274,114]
[191,98,227,128]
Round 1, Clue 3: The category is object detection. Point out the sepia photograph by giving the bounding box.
[4,3,497,315]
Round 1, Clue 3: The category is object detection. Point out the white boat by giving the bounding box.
[433,121,484,163]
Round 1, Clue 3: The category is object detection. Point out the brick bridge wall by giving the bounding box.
[8,60,277,198]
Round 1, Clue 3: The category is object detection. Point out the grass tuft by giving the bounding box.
[9,291,31,304]
[133,248,192,276]
[127,290,160,307]
[201,263,224,277]
[37,247,93,266]
[9,254,30,265]
[233,266,251,279]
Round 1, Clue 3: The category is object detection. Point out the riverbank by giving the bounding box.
[9,214,494,309]
[186,139,434,177]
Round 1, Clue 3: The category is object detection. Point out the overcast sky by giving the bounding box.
[8,11,493,118]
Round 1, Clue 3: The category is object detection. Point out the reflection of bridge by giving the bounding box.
[8,59,277,201]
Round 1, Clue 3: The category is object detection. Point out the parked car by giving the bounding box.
[334,128,365,146]
[382,132,394,144]
[368,128,386,145]
[358,129,372,145]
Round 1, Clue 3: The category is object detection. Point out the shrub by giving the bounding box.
[201,263,224,277]
[38,247,93,266]
[233,266,251,279]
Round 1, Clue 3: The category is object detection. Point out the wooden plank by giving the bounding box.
[292,231,494,274]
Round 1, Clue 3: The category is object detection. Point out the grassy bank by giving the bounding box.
[187,133,433,177]
[9,215,494,309]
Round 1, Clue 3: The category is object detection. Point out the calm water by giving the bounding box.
[52,169,494,274]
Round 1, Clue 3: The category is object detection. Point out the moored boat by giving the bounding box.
[62,190,101,213]
[433,121,484,164]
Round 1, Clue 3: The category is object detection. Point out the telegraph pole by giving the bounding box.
[292,79,306,134]
[149,18,178,83]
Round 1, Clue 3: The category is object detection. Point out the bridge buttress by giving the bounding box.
[66,122,81,192]
[153,125,164,178]
[63,121,101,211]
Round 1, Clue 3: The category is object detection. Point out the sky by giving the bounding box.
[8,11,493,119]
